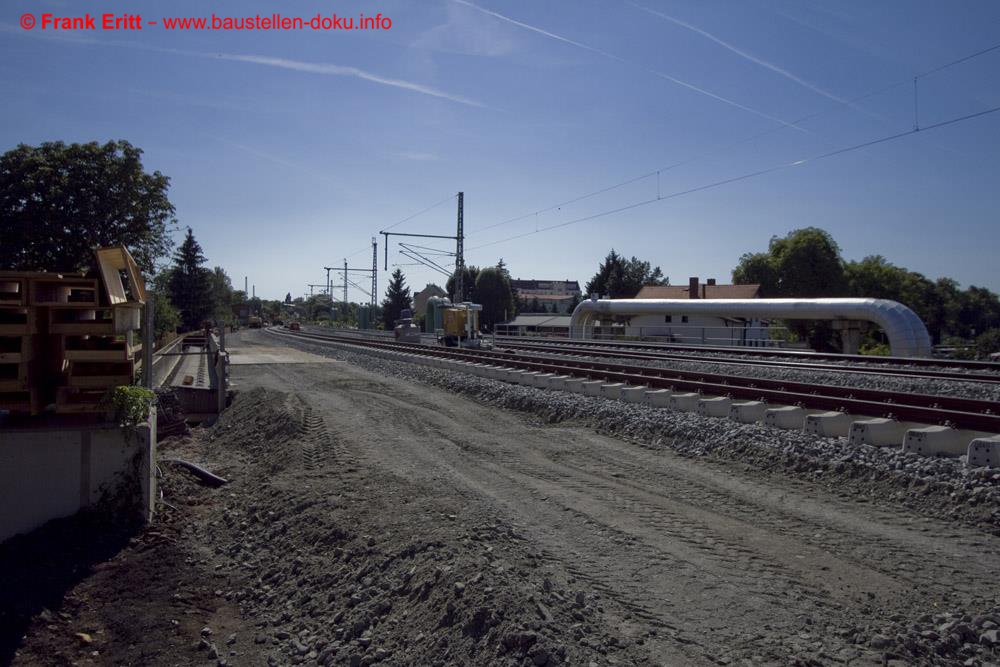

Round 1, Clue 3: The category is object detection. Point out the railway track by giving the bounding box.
[493,339,1000,385]
[270,327,1000,435]
[493,335,1000,372]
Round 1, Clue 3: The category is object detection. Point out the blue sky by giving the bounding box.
[3,0,999,301]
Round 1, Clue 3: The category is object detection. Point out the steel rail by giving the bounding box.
[269,328,1000,433]
[493,335,1000,372]
[494,340,1000,384]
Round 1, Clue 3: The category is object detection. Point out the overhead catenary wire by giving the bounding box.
[381,193,457,233]
[469,40,1000,238]
[467,104,1000,252]
[343,194,456,260]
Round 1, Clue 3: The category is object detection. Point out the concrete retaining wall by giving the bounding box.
[0,412,155,543]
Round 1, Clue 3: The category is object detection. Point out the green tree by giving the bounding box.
[0,140,176,272]
[584,250,667,299]
[148,268,180,342]
[208,266,234,322]
[731,252,780,296]
[975,329,1000,359]
[566,293,582,313]
[168,228,214,330]
[381,268,412,328]
[446,265,480,303]
[284,292,292,304]
[734,228,845,297]
[475,267,516,330]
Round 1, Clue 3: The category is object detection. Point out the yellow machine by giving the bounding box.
[438,302,482,348]
[248,315,262,329]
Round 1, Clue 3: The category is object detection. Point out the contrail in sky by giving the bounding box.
[1,22,485,108]
[451,0,808,131]
[626,1,851,106]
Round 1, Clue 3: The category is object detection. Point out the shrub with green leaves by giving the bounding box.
[108,386,155,426]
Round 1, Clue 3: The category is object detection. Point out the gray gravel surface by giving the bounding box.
[519,349,1000,402]
[244,333,1000,665]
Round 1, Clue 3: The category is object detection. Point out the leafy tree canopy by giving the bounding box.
[447,265,480,303]
[733,227,845,298]
[733,228,1000,347]
[0,140,176,273]
[475,266,516,330]
[584,249,667,299]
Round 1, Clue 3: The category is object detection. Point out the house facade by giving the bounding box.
[511,279,582,314]
[624,277,770,346]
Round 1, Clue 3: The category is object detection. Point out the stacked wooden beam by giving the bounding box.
[0,247,146,416]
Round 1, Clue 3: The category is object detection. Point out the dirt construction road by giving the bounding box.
[12,329,999,666]
[219,331,1000,665]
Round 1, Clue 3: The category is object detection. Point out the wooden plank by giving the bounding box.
[0,279,26,306]
[0,336,30,363]
[0,308,35,336]
[67,374,133,388]
[50,322,115,335]
[0,389,40,415]
[63,350,130,362]
[55,387,108,414]
[29,277,100,306]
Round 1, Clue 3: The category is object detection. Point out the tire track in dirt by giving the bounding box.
[237,344,1000,664]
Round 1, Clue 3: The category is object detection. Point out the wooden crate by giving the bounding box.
[0,389,42,415]
[66,360,135,389]
[49,308,115,335]
[55,386,109,414]
[62,334,140,363]
[0,335,32,363]
[0,307,36,336]
[0,279,26,306]
[30,277,99,307]
[0,359,29,392]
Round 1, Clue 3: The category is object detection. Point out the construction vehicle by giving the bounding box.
[394,308,421,343]
[248,315,262,329]
[438,302,483,348]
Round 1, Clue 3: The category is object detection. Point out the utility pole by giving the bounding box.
[371,237,378,308]
[343,259,348,307]
[377,191,465,303]
[323,266,335,300]
[455,191,464,303]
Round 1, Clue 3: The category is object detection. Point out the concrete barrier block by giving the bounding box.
[531,373,556,388]
[546,375,572,391]
[698,396,732,417]
[849,418,916,447]
[765,406,810,430]
[620,386,648,403]
[670,392,701,411]
[519,371,544,386]
[730,401,767,423]
[600,383,627,399]
[644,389,673,407]
[565,378,587,393]
[968,435,1000,468]
[582,380,605,396]
[903,426,976,458]
[804,411,853,437]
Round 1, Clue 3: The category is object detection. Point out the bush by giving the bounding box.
[108,386,155,426]
[975,328,1000,359]
[859,341,891,356]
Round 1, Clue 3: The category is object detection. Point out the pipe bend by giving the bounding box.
[570,297,932,357]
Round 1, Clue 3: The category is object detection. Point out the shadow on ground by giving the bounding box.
[0,511,137,665]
